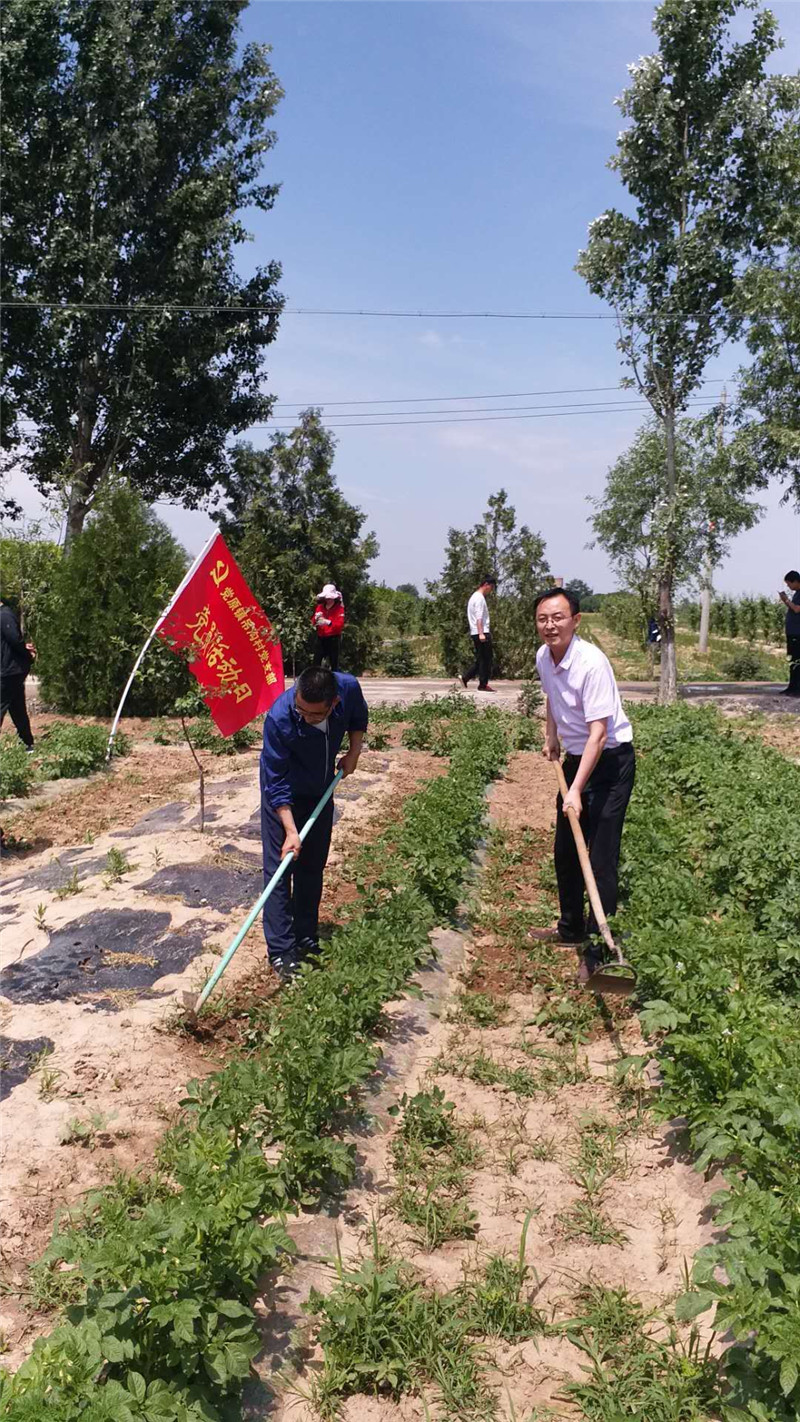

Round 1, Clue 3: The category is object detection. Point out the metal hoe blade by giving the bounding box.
[583,958,638,997]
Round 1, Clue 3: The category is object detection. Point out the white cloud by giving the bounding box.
[340,482,402,507]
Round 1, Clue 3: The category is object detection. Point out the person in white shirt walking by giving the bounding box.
[530,587,635,981]
[461,576,497,692]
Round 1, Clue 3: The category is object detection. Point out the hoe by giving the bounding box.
[553,760,638,996]
[182,771,343,1024]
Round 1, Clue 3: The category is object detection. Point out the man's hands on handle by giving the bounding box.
[542,702,607,821]
[337,728,365,780]
[276,805,302,861]
[561,785,583,818]
[277,731,365,859]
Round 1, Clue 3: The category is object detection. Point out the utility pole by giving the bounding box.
[698,387,726,653]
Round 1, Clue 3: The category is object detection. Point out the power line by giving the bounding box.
[256,397,721,431]
[0,299,636,320]
[272,378,735,409]
[250,395,721,426]
[13,391,725,434]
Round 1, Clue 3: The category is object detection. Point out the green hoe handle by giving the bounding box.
[194,770,344,1011]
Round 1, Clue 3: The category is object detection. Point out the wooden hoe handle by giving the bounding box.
[553,759,618,959]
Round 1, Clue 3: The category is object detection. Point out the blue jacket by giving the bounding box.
[260,673,369,809]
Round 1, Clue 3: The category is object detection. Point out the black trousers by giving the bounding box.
[313,635,340,672]
[464,634,493,688]
[261,794,335,961]
[554,744,635,942]
[0,674,33,749]
[787,634,800,693]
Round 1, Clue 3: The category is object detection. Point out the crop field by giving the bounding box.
[0,694,799,1422]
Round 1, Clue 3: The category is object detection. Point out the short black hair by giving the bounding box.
[785,570,800,582]
[534,587,580,616]
[296,666,338,705]
[480,575,498,588]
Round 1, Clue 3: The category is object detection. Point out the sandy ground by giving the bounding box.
[238,751,722,1422]
[0,744,435,1367]
[2,710,789,1407]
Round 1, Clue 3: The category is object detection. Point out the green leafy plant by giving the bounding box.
[59,1112,110,1149]
[453,991,506,1029]
[562,1284,721,1422]
[104,848,136,885]
[305,1228,493,1421]
[0,739,34,798]
[458,1213,545,1342]
[34,722,130,781]
[516,678,543,718]
[617,704,800,1414]
[720,647,770,680]
[382,640,418,677]
[2,705,511,1418]
[389,1090,479,1249]
[55,868,82,900]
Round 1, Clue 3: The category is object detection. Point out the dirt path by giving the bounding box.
[0,745,436,1368]
[250,751,721,1421]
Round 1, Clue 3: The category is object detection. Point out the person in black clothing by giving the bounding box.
[779,571,800,698]
[1,600,36,751]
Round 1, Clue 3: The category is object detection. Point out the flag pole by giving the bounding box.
[105,533,218,761]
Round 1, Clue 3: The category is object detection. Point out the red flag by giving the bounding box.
[157,534,285,735]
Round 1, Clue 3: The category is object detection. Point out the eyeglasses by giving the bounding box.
[536,614,570,626]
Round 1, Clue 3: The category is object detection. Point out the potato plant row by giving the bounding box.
[0,705,510,1422]
[622,705,800,1421]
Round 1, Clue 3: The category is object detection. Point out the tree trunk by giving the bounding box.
[698,390,725,655]
[658,409,678,705]
[698,566,712,654]
[64,487,91,552]
[64,362,98,553]
[658,574,677,704]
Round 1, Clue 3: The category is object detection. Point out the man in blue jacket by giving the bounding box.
[260,665,369,981]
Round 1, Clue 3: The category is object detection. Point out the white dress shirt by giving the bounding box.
[536,636,632,754]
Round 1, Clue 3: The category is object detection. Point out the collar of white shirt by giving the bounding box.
[548,636,579,674]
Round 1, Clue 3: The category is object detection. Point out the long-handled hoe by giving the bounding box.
[553,760,637,996]
[182,771,343,1024]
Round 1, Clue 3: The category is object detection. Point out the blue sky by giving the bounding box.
[13,0,800,594]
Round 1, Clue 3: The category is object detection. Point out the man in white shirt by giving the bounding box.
[461,576,497,692]
[531,587,635,980]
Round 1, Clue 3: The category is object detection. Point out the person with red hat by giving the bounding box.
[311,584,345,671]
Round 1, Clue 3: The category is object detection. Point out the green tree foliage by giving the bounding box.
[396,582,420,599]
[565,578,600,613]
[216,410,379,674]
[1,0,284,548]
[427,490,550,677]
[735,220,800,508]
[37,480,190,715]
[591,418,760,644]
[0,523,61,640]
[596,591,651,647]
[373,585,428,638]
[576,0,798,702]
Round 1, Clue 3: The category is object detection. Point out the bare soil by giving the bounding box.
[0,744,429,1368]
[1,713,202,854]
[242,750,720,1422]
[728,712,800,762]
